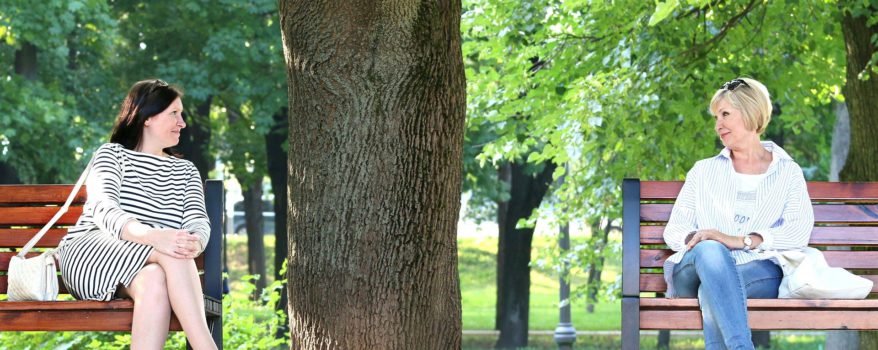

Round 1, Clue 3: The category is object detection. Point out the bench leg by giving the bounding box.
[622,297,640,350]
[209,314,223,349]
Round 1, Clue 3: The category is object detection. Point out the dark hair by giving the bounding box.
[109,79,184,156]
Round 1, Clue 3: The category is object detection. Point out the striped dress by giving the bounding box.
[58,142,210,301]
[662,141,814,297]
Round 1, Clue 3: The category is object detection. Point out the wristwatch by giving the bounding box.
[742,235,753,251]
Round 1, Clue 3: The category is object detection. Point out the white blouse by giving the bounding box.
[662,141,814,296]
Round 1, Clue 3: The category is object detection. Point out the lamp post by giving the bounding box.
[554,222,576,349]
[554,167,576,349]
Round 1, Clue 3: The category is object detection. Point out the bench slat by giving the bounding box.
[641,310,878,330]
[640,249,878,269]
[0,308,183,331]
[639,226,878,246]
[0,207,83,226]
[0,185,87,204]
[641,203,878,223]
[640,273,878,293]
[641,181,878,202]
[0,229,66,247]
[643,298,878,309]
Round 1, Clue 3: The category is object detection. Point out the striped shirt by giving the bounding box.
[662,141,814,296]
[62,142,210,251]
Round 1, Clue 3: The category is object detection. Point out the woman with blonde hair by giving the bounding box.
[662,78,814,349]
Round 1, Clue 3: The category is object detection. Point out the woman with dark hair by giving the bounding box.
[58,79,217,349]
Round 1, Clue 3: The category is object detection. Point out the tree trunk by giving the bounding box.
[752,331,770,348]
[14,41,38,81]
[839,4,878,181]
[266,108,290,337]
[279,1,465,348]
[178,97,213,181]
[244,180,267,297]
[495,161,557,349]
[0,161,21,184]
[839,4,878,349]
[586,220,611,314]
[829,102,850,182]
[657,330,670,349]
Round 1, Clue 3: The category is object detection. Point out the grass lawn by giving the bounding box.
[227,233,829,349]
[458,235,620,331]
[226,233,620,331]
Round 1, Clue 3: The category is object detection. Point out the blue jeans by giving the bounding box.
[673,240,782,350]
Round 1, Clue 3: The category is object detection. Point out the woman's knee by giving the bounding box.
[131,264,169,304]
[689,240,733,268]
[154,251,196,270]
[690,240,729,256]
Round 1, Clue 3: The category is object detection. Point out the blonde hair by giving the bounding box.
[709,77,772,134]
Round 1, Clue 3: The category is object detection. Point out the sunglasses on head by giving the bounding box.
[721,79,749,91]
[135,79,169,110]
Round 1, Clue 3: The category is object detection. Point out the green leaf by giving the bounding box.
[649,0,680,26]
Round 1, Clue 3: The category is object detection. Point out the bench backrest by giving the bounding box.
[0,182,223,299]
[623,180,878,299]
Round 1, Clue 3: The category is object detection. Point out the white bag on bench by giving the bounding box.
[777,247,873,299]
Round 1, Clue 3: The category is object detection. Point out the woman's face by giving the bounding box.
[713,98,756,149]
[143,97,186,149]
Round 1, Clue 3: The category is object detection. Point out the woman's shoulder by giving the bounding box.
[97,142,123,151]
[93,143,125,159]
[689,156,723,172]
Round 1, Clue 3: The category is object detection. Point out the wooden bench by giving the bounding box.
[622,179,878,350]
[0,180,224,348]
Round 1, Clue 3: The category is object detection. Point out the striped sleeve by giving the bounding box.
[86,143,137,239]
[663,162,701,252]
[752,163,814,250]
[181,162,210,253]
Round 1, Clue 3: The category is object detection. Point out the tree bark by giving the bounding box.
[494,161,556,349]
[839,4,878,182]
[279,1,465,348]
[266,107,290,337]
[244,180,267,297]
[839,4,878,349]
[178,97,213,181]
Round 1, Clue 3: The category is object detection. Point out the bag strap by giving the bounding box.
[17,154,95,257]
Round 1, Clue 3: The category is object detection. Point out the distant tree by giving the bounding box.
[837,2,878,349]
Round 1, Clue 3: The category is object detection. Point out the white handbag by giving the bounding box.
[7,156,93,302]
[777,247,873,299]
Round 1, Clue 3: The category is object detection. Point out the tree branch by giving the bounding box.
[679,0,761,62]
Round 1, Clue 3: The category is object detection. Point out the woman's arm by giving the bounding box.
[664,163,701,252]
[750,164,814,250]
[87,144,139,239]
[181,162,210,254]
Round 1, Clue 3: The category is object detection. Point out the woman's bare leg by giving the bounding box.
[146,250,217,350]
[118,263,171,350]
